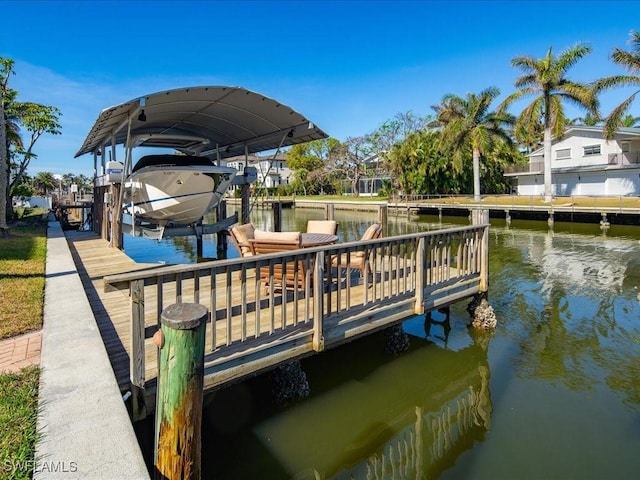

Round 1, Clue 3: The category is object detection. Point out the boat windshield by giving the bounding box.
[131,154,215,173]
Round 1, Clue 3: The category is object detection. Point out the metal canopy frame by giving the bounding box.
[75,85,328,160]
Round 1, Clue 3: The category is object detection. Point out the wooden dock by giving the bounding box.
[65,212,489,420]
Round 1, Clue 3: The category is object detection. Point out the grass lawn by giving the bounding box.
[293,194,640,209]
[0,209,47,340]
[0,366,40,480]
[0,208,47,480]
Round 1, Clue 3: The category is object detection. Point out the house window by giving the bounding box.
[621,141,630,153]
[583,144,601,156]
[556,148,571,160]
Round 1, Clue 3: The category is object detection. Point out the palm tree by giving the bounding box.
[621,114,640,127]
[33,171,57,195]
[569,111,602,126]
[501,44,598,202]
[431,87,515,201]
[596,30,640,139]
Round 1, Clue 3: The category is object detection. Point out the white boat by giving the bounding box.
[125,154,236,225]
[75,86,328,230]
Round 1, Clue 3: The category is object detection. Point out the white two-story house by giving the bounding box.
[224,153,292,190]
[504,126,640,196]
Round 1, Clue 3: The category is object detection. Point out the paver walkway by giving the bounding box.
[0,330,42,373]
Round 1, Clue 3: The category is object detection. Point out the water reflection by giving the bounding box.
[207,329,494,480]
[125,207,640,478]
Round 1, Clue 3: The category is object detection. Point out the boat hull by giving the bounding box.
[125,164,236,225]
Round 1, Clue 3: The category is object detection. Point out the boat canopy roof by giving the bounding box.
[75,86,328,159]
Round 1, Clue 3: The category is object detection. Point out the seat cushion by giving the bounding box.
[306,220,338,234]
[254,230,301,242]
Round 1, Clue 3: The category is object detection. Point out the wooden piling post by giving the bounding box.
[241,183,250,224]
[325,203,335,221]
[154,303,208,480]
[377,204,388,235]
[111,182,123,249]
[469,209,496,328]
[273,201,282,232]
[216,200,228,255]
[195,219,203,259]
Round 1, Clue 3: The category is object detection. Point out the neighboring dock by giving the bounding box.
[228,196,640,226]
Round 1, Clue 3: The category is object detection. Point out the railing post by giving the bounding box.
[154,303,208,480]
[471,209,489,292]
[130,279,146,421]
[414,237,425,314]
[313,251,325,351]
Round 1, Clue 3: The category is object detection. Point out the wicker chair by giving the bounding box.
[229,223,255,258]
[331,222,382,281]
[249,230,308,293]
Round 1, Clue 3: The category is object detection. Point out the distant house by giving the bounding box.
[348,153,391,197]
[224,153,291,190]
[504,126,640,196]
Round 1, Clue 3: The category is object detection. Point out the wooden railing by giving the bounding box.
[104,217,489,419]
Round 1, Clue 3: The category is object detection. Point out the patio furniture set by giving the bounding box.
[229,220,383,293]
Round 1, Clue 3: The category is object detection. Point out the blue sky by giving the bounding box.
[2,0,639,177]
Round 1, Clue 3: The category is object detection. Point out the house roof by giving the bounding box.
[527,126,640,157]
[565,125,640,137]
[75,86,328,159]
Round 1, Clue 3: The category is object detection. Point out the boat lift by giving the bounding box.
[75,86,328,249]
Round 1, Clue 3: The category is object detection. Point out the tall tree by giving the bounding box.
[8,101,62,196]
[286,138,340,195]
[368,111,428,155]
[0,59,15,234]
[431,87,515,201]
[596,30,640,139]
[501,43,597,202]
[330,136,371,197]
[0,57,62,226]
[33,171,58,195]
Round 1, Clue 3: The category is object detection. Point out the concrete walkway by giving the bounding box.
[0,330,42,373]
[33,218,150,479]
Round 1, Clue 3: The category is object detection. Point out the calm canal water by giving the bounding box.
[127,206,640,479]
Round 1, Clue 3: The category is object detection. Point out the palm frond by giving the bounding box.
[604,93,638,139]
[555,43,592,73]
[511,55,538,72]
